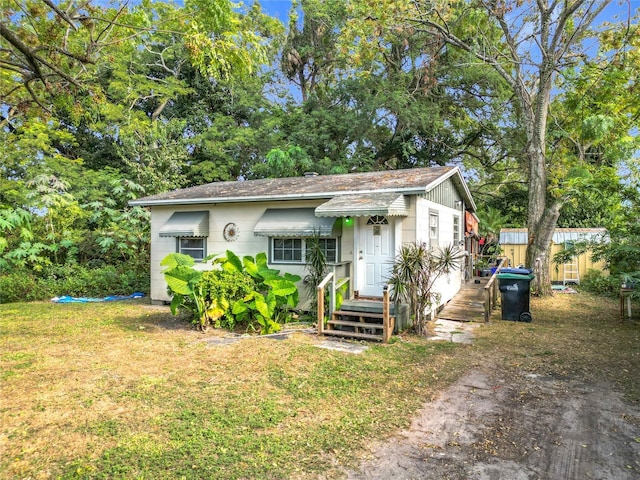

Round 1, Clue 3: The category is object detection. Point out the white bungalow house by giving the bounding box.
[130,167,477,310]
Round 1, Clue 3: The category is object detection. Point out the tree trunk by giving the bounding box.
[525,201,561,295]
[521,51,556,294]
[523,132,560,296]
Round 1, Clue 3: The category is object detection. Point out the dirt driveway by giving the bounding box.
[344,367,640,480]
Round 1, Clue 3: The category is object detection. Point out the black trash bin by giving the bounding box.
[497,269,535,322]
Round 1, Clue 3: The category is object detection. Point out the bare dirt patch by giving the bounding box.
[345,364,640,479]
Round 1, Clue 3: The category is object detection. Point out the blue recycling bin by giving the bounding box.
[497,269,535,322]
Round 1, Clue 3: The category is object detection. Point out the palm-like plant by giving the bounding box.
[388,242,462,336]
[304,232,328,317]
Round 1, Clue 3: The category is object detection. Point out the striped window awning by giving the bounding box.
[159,211,209,237]
[254,208,341,237]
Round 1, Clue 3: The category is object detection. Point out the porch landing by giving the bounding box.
[341,277,491,327]
[340,298,410,331]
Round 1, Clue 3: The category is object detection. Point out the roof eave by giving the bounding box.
[128,186,431,207]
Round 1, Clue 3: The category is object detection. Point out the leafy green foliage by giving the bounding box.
[250,146,314,179]
[200,269,255,330]
[184,0,268,81]
[579,269,620,296]
[0,264,148,303]
[2,0,637,306]
[161,253,209,329]
[221,251,301,334]
[1,174,149,279]
[161,251,300,334]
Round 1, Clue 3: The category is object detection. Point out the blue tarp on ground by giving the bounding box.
[51,292,145,303]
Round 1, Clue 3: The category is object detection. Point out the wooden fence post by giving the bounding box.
[317,284,325,335]
[383,286,391,342]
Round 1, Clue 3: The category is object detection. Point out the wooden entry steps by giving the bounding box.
[316,274,395,343]
[324,310,395,342]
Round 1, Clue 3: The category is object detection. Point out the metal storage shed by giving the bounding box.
[499,228,609,284]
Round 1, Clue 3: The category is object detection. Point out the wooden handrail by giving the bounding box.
[317,271,334,290]
[484,257,508,323]
[317,271,334,335]
[334,277,350,291]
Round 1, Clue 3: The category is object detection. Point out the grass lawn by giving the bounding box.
[1,293,638,479]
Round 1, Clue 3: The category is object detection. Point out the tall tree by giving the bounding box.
[0,0,279,274]
[0,0,124,122]
[551,15,640,228]
[343,0,635,294]
[418,1,635,294]
[279,0,514,173]
[281,0,347,102]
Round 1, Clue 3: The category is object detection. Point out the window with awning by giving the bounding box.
[253,208,341,237]
[159,211,209,237]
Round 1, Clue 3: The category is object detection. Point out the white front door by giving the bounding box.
[357,215,395,297]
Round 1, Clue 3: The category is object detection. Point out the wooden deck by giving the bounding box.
[437,276,491,323]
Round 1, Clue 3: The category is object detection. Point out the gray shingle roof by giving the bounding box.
[129,166,475,211]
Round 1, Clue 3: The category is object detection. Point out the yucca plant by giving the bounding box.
[304,232,328,317]
[388,242,463,336]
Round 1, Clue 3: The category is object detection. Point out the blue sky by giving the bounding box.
[256,0,292,20]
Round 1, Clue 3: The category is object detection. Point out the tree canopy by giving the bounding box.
[1,0,638,298]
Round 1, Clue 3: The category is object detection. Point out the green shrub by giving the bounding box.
[0,263,149,303]
[222,251,301,334]
[0,273,51,303]
[162,251,301,334]
[200,269,255,330]
[581,269,619,296]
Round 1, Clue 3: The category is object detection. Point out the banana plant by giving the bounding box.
[161,253,219,330]
[222,250,300,332]
[232,291,281,334]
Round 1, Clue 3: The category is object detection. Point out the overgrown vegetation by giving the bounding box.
[0,178,150,303]
[0,264,148,303]
[2,1,638,302]
[162,250,300,334]
[579,268,621,296]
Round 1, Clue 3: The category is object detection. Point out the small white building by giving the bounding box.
[130,167,477,306]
